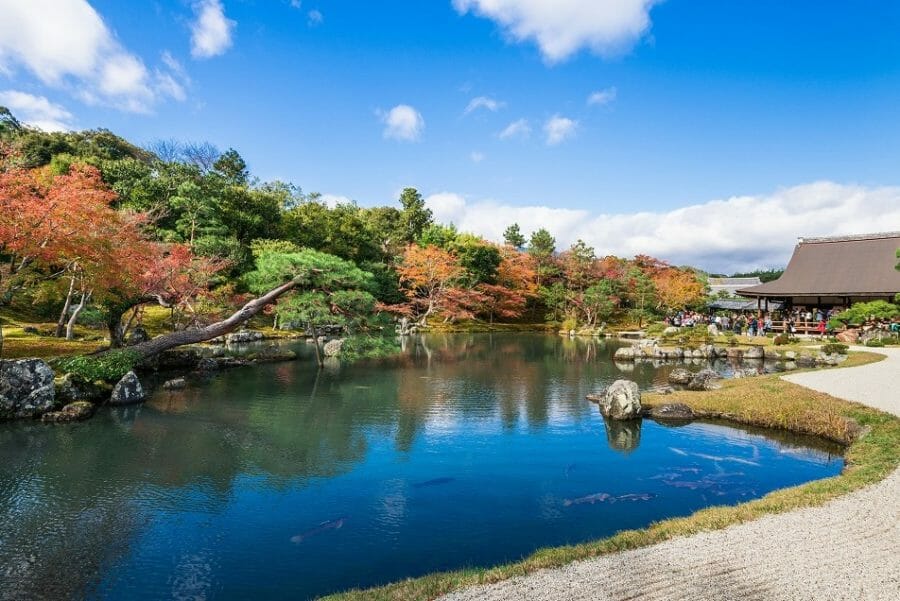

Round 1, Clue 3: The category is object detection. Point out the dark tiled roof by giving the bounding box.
[738,232,900,297]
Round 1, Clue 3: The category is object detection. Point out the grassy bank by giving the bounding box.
[325,350,898,601]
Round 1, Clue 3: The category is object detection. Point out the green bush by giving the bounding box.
[54,349,140,382]
[339,335,401,361]
[865,338,885,348]
[821,343,848,355]
[645,322,665,335]
[561,317,578,332]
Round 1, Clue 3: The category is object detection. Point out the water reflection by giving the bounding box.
[0,334,845,601]
[603,418,642,454]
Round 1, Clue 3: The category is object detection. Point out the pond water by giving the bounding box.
[0,334,843,600]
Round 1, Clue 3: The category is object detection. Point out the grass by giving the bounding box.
[323,350,898,601]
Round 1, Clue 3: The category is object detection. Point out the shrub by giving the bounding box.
[773,333,791,346]
[54,349,140,382]
[865,338,885,348]
[340,335,401,362]
[561,317,578,332]
[645,323,665,335]
[821,343,848,355]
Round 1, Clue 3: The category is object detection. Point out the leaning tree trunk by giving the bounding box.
[120,276,305,360]
[66,289,91,340]
[55,275,76,338]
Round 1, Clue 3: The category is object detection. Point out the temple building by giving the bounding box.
[737,232,900,311]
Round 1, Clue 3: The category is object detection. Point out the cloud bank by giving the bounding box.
[425,182,900,273]
[0,0,187,112]
[0,90,74,131]
[453,0,661,63]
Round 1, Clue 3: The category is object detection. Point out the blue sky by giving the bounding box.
[2,1,900,271]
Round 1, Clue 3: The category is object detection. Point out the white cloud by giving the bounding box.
[190,0,235,59]
[470,151,485,163]
[544,115,577,145]
[453,0,660,63]
[0,0,186,113]
[307,9,323,27]
[0,90,74,131]
[290,0,302,8]
[464,95,505,115]
[587,86,617,106]
[380,104,425,142]
[498,118,531,140]
[424,182,900,273]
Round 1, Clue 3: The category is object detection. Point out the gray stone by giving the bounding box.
[796,355,817,368]
[196,357,218,372]
[323,338,345,357]
[688,369,722,391]
[649,403,695,421]
[662,326,679,337]
[225,329,265,344]
[726,347,744,359]
[784,351,797,360]
[597,380,642,420]
[126,326,149,345]
[764,347,781,360]
[743,346,764,360]
[614,347,635,360]
[0,358,56,419]
[667,368,693,386]
[691,349,705,358]
[707,324,719,337]
[41,401,94,423]
[109,371,146,406]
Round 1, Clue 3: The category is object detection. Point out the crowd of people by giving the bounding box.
[665,307,842,338]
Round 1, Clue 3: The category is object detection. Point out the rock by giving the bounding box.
[784,361,798,371]
[796,355,816,368]
[667,368,693,386]
[773,361,787,372]
[836,329,859,344]
[225,329,265,344]
[707,324,719,337]
[41,401,94,423]
[784,351,797,360]
[23,326,40,334]
[162,377,187,390]
[614,347,636,360]
[596,380,642,420]
[664,347,684,359]
[323,338,344,357]
[155,348,202,370]
[196,357,218,372]
[764,347,781,360]
[0,358,56,419]
[691,349,704,358]
[687,369,721,391]
[648,403,695,421]
[712,346,727,357]
[109,371,146,406]
[726,347,744,359]
[743,346,764,359]
[662,326,679,336]
[126,326,149,345]
[55,373,110,404]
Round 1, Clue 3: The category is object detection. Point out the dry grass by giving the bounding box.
[324,351,898,601]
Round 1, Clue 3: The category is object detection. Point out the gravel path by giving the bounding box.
[441,348,900,601]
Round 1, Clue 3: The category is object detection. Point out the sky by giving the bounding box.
[1,0,900,273]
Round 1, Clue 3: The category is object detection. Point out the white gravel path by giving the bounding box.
[440,348,900,601]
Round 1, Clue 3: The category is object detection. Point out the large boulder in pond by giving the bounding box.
[598,380,642,420]
[1,358,57,419]
[109,371,146,406]
[667,368,693,386]
[323,338,344,357]
[743,346,764,360]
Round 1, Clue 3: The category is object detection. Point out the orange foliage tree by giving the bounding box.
[651,267,706,312]
[394,244,465,325]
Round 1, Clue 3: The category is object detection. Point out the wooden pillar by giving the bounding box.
[757,296,761,318]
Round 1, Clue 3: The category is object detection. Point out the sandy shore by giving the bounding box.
[441,348,900,601]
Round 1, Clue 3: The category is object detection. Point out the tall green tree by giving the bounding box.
[398,187,433,242]
[503,223,526,248]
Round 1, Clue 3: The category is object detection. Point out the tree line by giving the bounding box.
[0,106,708,356]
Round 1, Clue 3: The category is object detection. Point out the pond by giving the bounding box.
[0,334,843,600]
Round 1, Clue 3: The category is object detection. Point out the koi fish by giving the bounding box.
[290,517,348,543]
